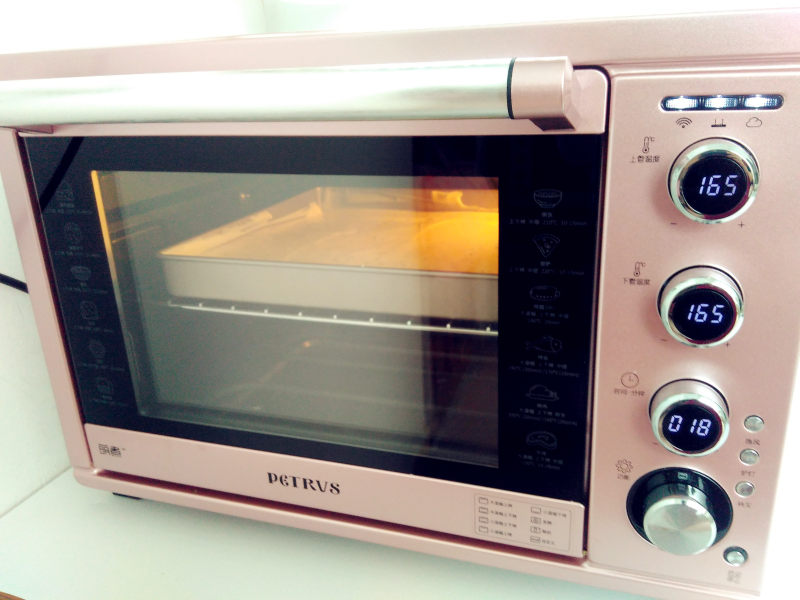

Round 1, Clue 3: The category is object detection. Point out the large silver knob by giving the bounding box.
[643,494,718,556]
[668,138,758,223]
[627,468,732,556]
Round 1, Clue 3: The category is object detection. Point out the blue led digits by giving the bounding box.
[650,380,730,457]
[668,139,759,224]
[658,266,744,347]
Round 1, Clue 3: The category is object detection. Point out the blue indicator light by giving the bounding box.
[662,94,783,111]
[743,95,783,109]
[703,96,738,110]
[663,96,700,110]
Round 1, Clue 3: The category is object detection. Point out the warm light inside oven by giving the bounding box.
[88,170,501,466]
[160,184,500,275]
[94,173,500,323]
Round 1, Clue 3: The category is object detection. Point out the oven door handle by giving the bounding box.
[0,57,578,131]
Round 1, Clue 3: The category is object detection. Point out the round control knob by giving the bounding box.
[650,380,729,456]
[669,138,758,223]
[658,266,743,347]
[627,468,733,556]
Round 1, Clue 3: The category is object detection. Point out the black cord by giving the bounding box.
[3,140,83,294]
[38,137,84,211]
[0,272,29,294]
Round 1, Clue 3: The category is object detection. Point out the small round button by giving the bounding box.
[735,481,756,497]
[669,138,759,223]
[724,547,749,566]
[658,266,744,347]
[650,380,729,456]
[739,449,760,466]
[744,415,765,433]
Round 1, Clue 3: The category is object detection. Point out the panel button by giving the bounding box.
[744,415,765,433]
[735,481,755,497]
[724,547,749,566]
[739,449,760,466]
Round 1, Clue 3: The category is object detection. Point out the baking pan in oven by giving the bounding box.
[159,186,499,323]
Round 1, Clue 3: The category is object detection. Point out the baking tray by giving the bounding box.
[160,186,498,322]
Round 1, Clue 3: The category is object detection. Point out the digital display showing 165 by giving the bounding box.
[671,289,734,343]
[682,156,747,217]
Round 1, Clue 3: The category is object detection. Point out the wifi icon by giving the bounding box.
[676,117,693,128]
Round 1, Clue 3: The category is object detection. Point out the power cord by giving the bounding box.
[0,272,28,294]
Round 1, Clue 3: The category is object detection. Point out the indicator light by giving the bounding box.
[703,96,737,109]
[662,94,783,111]
[663,96,700,110]
[743,95,782,109]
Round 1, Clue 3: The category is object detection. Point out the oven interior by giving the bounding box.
[93,171,501,468]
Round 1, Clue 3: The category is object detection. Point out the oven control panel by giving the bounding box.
[589,67,800,594]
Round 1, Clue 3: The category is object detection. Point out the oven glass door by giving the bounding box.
[25,135,602,501]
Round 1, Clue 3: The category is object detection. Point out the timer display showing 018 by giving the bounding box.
[667,415,713,437]
[649,380,729,456]
[661,404,722,454]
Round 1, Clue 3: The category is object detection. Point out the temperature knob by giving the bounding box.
[627,468,733,556]
[658,266,743,347]
[669,138,758,223]
[650,380,729,456]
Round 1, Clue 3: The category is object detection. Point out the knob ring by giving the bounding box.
[668,138,759,224]
[650,380,730,456]
[627,468,733,556]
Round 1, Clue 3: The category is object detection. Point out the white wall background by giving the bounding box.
[1,1,800,53]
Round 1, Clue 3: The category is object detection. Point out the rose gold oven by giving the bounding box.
[2,8,800,599]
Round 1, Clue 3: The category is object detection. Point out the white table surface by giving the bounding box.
[1,442,798,600]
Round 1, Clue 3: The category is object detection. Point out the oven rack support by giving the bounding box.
[166,298,499,337]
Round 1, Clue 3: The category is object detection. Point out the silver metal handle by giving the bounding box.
[0,57,577,130]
